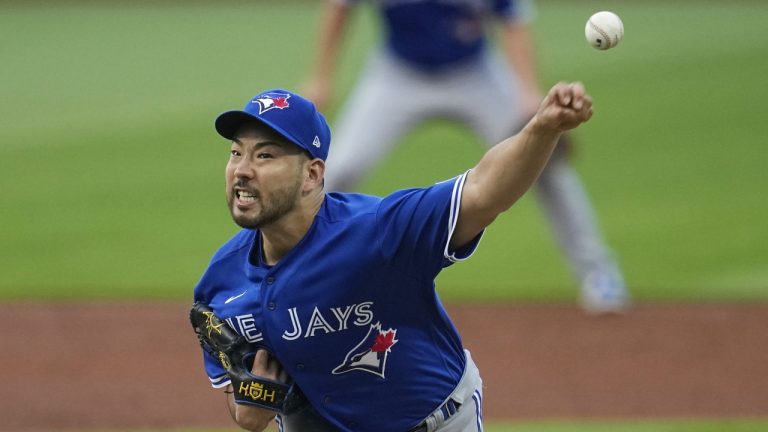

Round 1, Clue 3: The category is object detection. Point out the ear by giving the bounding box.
[303,158,325,193]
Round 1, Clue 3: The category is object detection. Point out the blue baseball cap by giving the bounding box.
[215,89,331,161]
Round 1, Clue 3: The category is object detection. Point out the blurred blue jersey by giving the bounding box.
[343,0,532,70]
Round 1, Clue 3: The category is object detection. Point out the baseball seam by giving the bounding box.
[588,20,612,49]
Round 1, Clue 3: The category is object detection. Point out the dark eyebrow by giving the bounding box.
[231,138,286,150]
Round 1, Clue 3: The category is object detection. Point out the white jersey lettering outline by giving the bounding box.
[281,302,376,341]
[282,307,302,341]
[304,306,336,338]
[353,302,374,326]
[330,305,354,330]
[226,314,264,343]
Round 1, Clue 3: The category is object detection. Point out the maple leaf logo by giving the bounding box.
[272,97,289,109]
[371,330,397,353]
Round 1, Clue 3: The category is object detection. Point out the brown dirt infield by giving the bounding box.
[2,301,767,431]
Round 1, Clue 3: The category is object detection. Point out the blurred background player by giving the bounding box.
[302,0,629,313]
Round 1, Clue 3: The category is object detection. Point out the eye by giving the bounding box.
[230,149,241,157]
[257,152,273,159]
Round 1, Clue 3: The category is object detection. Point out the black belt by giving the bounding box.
[407,398,462,432]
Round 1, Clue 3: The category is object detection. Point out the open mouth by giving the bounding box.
[234,189,259,207]
[237,190,257,201]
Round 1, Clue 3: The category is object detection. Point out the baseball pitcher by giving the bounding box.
[192,81,594,431]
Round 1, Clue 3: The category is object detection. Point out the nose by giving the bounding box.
[232,157,255,179]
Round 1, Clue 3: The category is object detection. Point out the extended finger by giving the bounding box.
[251,349,268,372]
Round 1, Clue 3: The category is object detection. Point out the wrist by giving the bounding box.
[526,115,562,142]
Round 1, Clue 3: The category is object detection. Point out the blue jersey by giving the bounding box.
[342,0,532,70]
[194,172,484,432]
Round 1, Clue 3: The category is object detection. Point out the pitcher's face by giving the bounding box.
[225,123,306,229]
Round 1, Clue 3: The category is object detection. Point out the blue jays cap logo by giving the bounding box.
[332,322,398,378]
[251,92,291,115]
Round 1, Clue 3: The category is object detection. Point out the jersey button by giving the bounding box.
[296,363,305,371]
[323,395,331,405]
[266,276,275,284]
[267,302,276,310]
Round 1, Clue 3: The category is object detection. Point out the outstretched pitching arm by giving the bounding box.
[450,82,594,250]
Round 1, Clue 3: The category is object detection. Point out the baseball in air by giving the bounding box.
[585,11,624,50]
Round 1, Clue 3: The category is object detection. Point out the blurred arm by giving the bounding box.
[498,19,542,118]
[302,0,352,111]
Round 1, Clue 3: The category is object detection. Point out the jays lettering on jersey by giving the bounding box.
[193,172,483,432]
[339,0,533,70]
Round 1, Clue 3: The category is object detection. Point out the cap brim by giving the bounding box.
[214,110,307,158]
[214,110,260,141]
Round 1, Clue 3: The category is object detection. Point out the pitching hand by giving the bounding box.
[533,82,593,134]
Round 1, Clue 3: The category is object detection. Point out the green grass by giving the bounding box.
[1,1,767,300]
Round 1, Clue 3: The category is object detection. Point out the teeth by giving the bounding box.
[237,191,257,201]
